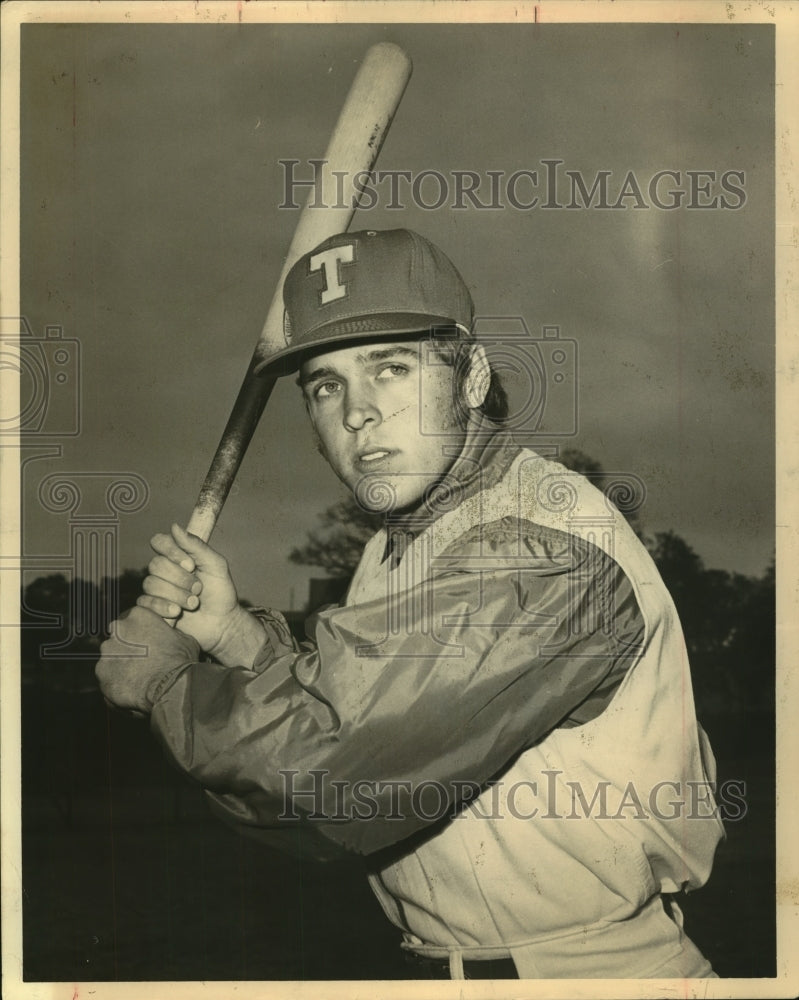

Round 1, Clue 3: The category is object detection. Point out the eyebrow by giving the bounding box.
[297,345,421,389]
[297,364,338,389]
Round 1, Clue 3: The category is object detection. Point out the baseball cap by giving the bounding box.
[254,228,474,374]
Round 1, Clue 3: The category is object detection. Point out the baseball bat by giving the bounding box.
[185,42,413,543]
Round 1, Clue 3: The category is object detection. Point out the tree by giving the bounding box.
[289,498,383,577]
[723,552,775,712]
[644,532,775,716]
[558,447,604,479]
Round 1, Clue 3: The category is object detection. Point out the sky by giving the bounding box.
[15,16,775,611]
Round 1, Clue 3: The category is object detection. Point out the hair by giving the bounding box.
[427,331,509,425]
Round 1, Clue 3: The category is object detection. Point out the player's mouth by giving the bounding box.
[355,449,395,470]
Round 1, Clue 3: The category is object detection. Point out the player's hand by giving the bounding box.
[97,606,201,714]
[137,523,241,655]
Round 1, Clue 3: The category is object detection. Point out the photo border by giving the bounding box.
[2,2,796,998]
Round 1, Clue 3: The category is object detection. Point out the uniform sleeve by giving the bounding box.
[149,523,644,856]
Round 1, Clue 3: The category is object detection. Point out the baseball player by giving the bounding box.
[97,228,723,980]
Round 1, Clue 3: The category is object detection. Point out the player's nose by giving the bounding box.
[343,379,381,432]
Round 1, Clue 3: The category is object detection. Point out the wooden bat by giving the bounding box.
[186,43,413,543]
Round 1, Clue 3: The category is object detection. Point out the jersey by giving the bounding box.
[147,419,723,977]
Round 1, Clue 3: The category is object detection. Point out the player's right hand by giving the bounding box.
[137,523,240,655]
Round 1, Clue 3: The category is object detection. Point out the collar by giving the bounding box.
[381,414,520,568]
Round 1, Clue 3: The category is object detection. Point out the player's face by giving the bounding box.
[299,339,466,513]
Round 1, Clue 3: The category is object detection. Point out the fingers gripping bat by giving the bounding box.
[186,43,413,543]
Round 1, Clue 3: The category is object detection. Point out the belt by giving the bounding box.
[403,950,519,980]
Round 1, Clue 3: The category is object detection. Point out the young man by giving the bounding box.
[98,228,723,980]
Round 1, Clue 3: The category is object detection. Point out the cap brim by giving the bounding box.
[253,314,467,375]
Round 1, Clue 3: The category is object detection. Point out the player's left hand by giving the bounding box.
[97,606,201,714]
[137,523,241,657]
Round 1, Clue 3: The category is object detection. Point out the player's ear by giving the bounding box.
[463,344,490,409]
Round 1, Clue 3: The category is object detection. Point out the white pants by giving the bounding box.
[411,896,718,980]
[506,896,717,979]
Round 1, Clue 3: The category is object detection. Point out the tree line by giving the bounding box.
[20,449,774,723]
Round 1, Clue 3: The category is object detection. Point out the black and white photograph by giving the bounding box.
[1,1,795,996]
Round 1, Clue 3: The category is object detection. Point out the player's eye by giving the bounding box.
[313,380,342,399]
[376,363,409,380]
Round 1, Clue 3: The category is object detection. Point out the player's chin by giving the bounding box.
[345,469,403,515]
